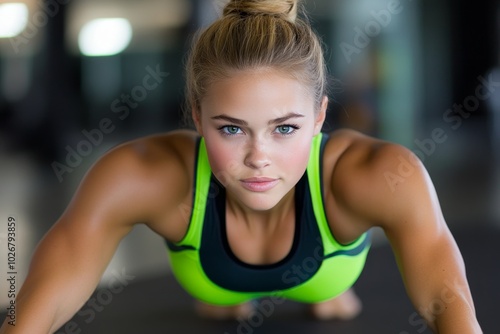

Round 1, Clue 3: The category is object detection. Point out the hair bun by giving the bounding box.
[223,0,298,22]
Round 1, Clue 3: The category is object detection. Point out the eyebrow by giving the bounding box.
[211,112,305,126]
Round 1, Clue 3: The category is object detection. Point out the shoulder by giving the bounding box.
[323,129,437,228]
[66,130,200,227]
[87,129,198,187]
[323,129,408,180]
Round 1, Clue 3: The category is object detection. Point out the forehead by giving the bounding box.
[200,69,315,119]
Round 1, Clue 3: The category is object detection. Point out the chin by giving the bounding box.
[229,186,292,212]
[245,196,282,212]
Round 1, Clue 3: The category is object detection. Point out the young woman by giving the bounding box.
[1,0,482,333]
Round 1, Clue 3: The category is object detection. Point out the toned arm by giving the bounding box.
[332,134,482,333]
[0,134,191,334]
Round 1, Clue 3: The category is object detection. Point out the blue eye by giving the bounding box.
[275,124,299,135]
[219,126,242,136]
[277,125,292,134]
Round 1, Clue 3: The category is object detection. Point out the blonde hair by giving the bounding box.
[185,0,327,121]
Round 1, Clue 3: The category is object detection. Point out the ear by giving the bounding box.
[313,96,328,135]
[192,108,203,136]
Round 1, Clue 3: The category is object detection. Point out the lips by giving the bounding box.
[240,177,279,192]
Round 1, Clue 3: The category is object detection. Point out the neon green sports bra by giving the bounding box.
[165,133,371,306]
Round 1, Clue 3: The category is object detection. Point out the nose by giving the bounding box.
[244,140,271,169]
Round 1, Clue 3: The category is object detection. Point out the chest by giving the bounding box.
[224,203,367,267]
[225,210,296,265]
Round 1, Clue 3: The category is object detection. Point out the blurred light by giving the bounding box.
[0,3,29,38]
[78,18,132,57]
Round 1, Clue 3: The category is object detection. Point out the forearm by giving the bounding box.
[0,275,92,334]
[430,295,482,334]
[0,301,57,334]
[0,234,110,333]
[417,288,482,334]
[0,297,63,334]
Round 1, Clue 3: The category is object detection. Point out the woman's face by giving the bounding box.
[195,69,326,212]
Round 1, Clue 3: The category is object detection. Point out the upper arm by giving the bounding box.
[367,146,465,301]
[334,139,478,331]
[14,136,189,332]
[374,146,478,330]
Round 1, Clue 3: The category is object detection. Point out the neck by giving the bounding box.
[225,189,295,233]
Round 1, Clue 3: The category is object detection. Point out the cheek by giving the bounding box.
[204,139,243,183]
[275,140,312,170]
[273,138,311,179]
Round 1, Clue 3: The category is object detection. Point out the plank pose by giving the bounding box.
[0,0,482,333]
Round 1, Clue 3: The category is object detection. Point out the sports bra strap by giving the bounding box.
[175,138,212,249]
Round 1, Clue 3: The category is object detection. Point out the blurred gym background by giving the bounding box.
[0,0,499,332]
